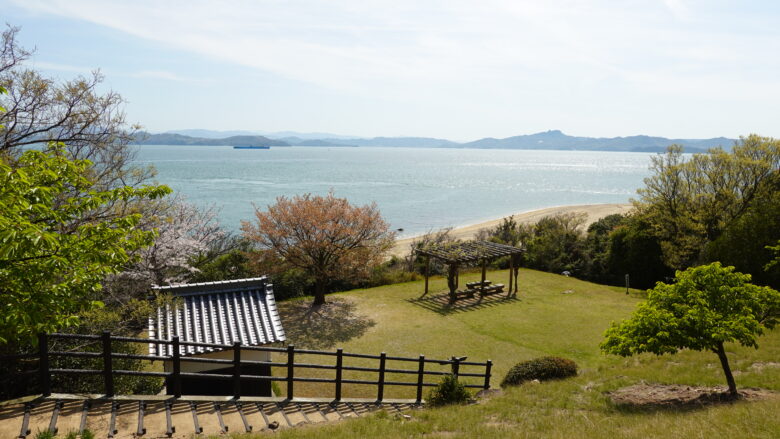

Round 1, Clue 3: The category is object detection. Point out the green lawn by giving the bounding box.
[251,268,780,438]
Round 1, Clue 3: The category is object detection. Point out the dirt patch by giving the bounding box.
[749,362,780,372]
[607,383,776,409]
[475,388,503,401]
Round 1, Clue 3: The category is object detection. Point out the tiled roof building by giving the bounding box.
[148,277,285,396]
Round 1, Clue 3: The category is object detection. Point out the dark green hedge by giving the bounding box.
[501,356,578,387]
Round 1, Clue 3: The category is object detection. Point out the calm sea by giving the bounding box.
[133,146,654,238]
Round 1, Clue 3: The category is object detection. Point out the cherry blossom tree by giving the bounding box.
[242,192,395,306]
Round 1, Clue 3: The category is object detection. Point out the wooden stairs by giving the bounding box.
[0,394,419,438]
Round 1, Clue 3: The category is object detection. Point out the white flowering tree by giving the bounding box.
[103,198,227,305]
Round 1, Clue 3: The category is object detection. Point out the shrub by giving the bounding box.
[34,430,55,439]
[427,374,471,407]
[501,357,578,387]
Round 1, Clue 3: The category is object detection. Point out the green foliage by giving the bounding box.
[64,431,78,439]
[704,184,780,289]
[190,248,257,283]
[0,145,171,345]
[488,215,524,247]
[606,215,671,289]
[426,374,471,407]
[768,240,780,271]
[48,305,164,395]
[637,136,780,270]
[581,214,627,283]
[34,430,55,439]
[500,357,578,387]
[523,213,586,274]
[270,266,315,300]
[602,262,780,393]
[80,429,95,439]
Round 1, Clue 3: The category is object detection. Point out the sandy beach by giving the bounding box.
[389,203,633,259]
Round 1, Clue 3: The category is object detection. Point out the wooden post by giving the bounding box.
[335,348,343,401]
[451,356,460,379]
[233,341,242,399]
[484,360,492,389]
[102,331,114,397]
[447,263,458,302]
[171,336,182,398]
[38,333,50,397]
[423,256,430,297]
[480,259,487,295]
[286,344,295,400]
[377,352,387,402]
[508,255,514,295]
[415,355,425,404]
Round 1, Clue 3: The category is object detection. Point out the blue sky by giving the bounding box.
[3,0,780,140]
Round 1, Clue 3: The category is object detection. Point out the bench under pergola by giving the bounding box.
[416,241,525,303]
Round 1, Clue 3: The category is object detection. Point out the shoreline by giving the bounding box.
[388,203,633,259]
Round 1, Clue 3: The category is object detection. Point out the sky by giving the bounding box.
[2,0,780,141]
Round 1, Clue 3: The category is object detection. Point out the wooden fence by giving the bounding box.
[1,332,492,403]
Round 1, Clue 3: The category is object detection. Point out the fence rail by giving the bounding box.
[1,332,492,404]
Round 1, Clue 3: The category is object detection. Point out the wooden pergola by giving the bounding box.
[416,241,525,303]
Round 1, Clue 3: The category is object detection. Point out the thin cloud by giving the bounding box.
[129,70,211,83]
[10,0,780,138]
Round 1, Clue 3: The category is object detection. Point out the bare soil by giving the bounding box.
[607,383,776,408]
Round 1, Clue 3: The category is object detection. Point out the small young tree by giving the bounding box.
[242,193,395,306]
[601,262,780,396]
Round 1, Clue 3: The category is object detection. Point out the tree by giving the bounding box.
[704,184,780,289]
[523,213,586,274]
[581,213,626,283]
[242,193,395,306]
[606,214,671,289]
[0,145,170,345]
[102,198,229,306]
[1,25,154,195]
[601,263,780,396]
[636,136,780,270]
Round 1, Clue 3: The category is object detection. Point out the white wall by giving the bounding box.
[163,349,271,373]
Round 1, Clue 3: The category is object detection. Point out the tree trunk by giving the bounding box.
[312,280,327,307]
[715,342,738,396]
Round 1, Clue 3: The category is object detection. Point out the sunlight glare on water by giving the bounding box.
[134,146,654,237]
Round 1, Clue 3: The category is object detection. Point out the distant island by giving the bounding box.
[133,129,735,153]
[132,132,289,147]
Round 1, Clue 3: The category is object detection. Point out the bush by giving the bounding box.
[501,357,578,387]
[427,374,471,407]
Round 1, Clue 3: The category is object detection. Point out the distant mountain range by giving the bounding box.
[133,132,289,147]
[134,129,735,153]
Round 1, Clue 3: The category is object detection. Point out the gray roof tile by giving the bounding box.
[148,277,286,356]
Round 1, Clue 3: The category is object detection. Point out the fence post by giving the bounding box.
[415,355,425,404]
[451,356,460,380]
[38,333,51,397]
[171,336,181,398]
[233,341,242,399]
[483,360,492,389]
[102,331,114,397]
[286,344,295,400]
[335,348,343,401]
[377,352,386,403]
